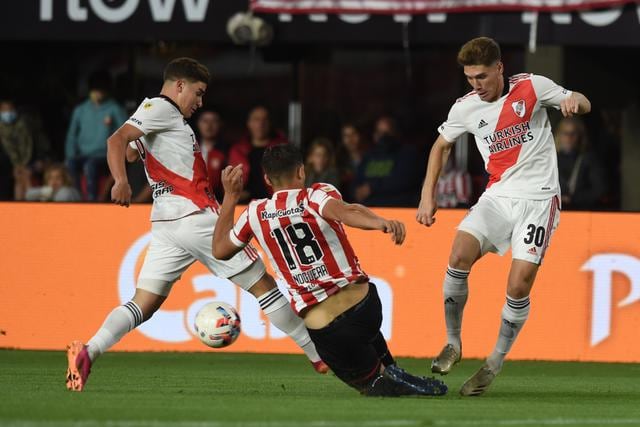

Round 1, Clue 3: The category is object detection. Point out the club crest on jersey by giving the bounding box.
[143,102,153,110]
[512,100,526,118]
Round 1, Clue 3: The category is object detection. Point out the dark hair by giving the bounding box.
[88,70,112,92]
[163,57,210,84]
[262,144,302,181]
[457,37,501,67]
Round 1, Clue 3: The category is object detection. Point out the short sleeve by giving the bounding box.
[308,183,342,217]
[128,99,174,135]
[532,74,572,109]
[229,208,253,248]
[438,103,467,143]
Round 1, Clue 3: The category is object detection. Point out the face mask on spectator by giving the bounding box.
[0,110,17,124]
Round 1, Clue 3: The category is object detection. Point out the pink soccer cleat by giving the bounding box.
[66,340,92,391]
[312,360,330,374]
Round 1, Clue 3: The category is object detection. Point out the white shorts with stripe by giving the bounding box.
[458,193,560,265]
[137,208,264,295]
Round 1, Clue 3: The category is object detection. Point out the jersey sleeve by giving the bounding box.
[532,74,572,109]
[128,99,173,135]
[229,207,254,248]
[438,103,467,143]
[308,183,343,217]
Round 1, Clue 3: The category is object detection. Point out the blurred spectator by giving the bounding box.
[0,99,52,200]
[25,163,81,202]
[372,115,399,144]
[228,106,287,202]
[304,137,339,188]
[65,71,127,201]
[556,117,607,210]
[197,110,229,199]
[594,109,622,209]
[337,123,368,201]
[436,155,472,208]
[354,129,422,207]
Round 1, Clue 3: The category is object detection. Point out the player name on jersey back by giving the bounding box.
[439,73,572,200]
[128,96,217,221]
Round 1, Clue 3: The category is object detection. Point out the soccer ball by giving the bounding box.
[194,302,241,349]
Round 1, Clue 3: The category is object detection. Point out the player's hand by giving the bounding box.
[381,219,406,245]
[111,181,132,207]
[416,197,437,227]
[221,165,244,197]
[560,94,580,117]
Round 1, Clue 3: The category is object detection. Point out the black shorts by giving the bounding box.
[307,283,386,389]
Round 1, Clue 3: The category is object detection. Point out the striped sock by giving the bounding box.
[86,301,144,362]
[443,266,470,352]
[487,295,530,373]
[257,288,321,363]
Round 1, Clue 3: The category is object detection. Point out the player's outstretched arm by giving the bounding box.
[322,199,406,245]
[107,123,144,207]
[416,134,452,227]
[212,165,246,260]
[560,91,591,117]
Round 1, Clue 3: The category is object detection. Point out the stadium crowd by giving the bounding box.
[0,72,621,210]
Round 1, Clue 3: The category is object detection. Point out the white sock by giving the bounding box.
[443,266,469,352]
[257,288,321,363]
[486,295,530,373]
[86,301,143,362]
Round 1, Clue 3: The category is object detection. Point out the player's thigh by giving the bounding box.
[511,196,560,266]
[181,209,266,291]
[457,194,512,258]
[137,221,196,297]
[307,284,383,385]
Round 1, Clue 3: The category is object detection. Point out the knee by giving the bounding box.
[246,273,277,298]
[507,279,532,299]
[448,249,474,271]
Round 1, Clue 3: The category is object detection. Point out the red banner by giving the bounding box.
[251,0,636,14]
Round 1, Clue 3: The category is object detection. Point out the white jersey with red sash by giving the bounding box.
[229,183,367,313]
[128,96,218,221]
[439,73,572,200]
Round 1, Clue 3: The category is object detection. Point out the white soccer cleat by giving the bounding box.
[431,344,461,375]
[459,363,497,396]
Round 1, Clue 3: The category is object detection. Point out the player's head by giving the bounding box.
[262,144,305,190]
[457,37,504,102]
[162,57,210,118]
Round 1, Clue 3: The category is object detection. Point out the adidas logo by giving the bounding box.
[445,297,457,304]
[478,119,488,129]
[528,247,537,255]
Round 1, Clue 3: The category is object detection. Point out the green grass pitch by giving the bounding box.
[1,350,640,427]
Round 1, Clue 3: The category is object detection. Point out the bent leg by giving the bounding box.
[486,259,538,373]
[444,231,482,351]
[229,261,322,365]
[86,287,167,362]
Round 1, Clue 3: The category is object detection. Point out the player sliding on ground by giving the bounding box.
[417,37,591,396]
[65,58,327,392]
[213,144,447,397]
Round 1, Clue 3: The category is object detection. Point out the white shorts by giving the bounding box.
[458,193,560,265]
[137,208,265,295]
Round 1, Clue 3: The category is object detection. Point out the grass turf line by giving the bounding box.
[1,350,639,426]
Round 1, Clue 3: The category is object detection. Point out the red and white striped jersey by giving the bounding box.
[439,74,571,200]
[128,96,218,221]
[229,183,368,313]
